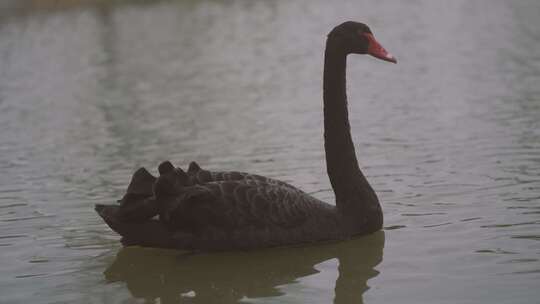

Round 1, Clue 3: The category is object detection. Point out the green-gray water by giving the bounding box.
[1,0,539,303]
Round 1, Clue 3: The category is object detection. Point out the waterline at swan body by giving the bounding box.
[95,21,396,251]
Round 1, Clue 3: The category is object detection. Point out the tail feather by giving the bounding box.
[95,204,175,248]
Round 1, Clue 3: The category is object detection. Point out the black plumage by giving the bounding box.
[96,21,396,251]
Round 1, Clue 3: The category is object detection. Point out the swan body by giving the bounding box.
[96,21,396,251]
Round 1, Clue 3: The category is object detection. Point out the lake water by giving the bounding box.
[1,0,539,303]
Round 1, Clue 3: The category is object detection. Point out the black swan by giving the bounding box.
[95,21,396,251]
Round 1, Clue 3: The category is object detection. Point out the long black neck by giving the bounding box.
[323,38,381,223]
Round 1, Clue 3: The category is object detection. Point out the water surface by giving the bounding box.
[0,0,539,303]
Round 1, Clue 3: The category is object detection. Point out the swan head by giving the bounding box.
[328,21,396,63]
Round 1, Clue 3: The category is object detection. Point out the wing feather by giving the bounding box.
[100,161,344,250]
[159,179,326,237]
[185,161,299,191]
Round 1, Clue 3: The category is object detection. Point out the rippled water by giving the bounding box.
[1,0,539,303]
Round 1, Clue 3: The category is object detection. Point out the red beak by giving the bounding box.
[364,33,397,64]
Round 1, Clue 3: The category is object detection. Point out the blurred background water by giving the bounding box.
[0,0,539,303]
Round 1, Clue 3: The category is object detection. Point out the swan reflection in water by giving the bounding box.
[104,231,384,304]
